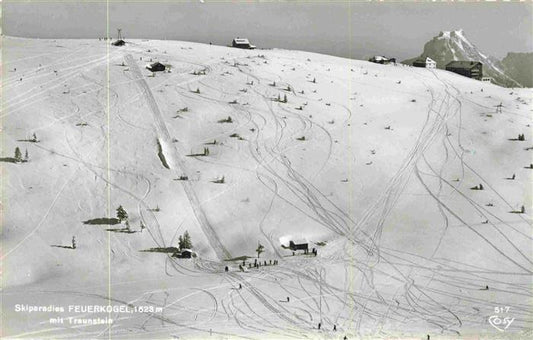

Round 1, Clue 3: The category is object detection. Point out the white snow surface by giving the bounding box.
[1,37,532,339]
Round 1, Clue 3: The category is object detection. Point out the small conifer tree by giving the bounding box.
[256,242,264,258]
[14,147,22,162]
[183,231,192,249]
[116,205,128,222]
[179,231,193,250]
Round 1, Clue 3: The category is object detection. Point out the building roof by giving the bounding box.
[414,57,435,64]
[147,62,165,70]
[446,60,482,69]
[233,38,251,45]
[372,56,389,61]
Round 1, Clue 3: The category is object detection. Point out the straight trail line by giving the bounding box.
[124,54,231,261]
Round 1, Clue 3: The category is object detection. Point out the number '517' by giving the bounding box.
[494,306,510,314]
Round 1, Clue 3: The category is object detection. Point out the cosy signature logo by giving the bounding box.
[488,315,515,332]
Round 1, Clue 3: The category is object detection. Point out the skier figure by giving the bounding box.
[239,283,242,289]
[224,266,229,272]
[287,297,290,302]
[333,325,337,331]
[318,322,321,330]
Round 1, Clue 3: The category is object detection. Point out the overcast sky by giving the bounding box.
[3,1,532,60]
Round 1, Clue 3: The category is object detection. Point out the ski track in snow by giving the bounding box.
[3,39,532,339]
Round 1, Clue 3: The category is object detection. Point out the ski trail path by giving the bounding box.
[125,54,231,260]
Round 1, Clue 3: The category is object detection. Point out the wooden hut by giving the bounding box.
[232,38,256,50]
[147,62,166,72]
[289,240,309,254]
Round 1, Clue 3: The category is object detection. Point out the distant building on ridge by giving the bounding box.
[445,61,483,80]
[232,38,256,50]
[112,39,125,46]
[413,57,437,69]
[368,56,395,65]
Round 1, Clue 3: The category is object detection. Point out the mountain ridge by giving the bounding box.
[501,52,533,87]
[404,29,526,88]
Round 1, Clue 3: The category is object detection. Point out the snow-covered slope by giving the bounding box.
[405,30,523,88]
[1,37,532,339]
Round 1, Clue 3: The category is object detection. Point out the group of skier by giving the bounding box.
[227,258,280,272]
